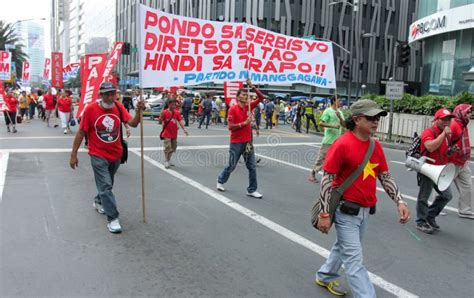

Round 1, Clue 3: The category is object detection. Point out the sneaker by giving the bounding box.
[93,201,105,214]
[164,161,170,169]
[427,217,440,230]
[315,279,347,296]
[63,129,68,134]
[246,191,263,199]
[12,128,17,133]
[107,218,122,233]
[217,181,225,192]
[458,211,474,219]
[416,222,434,234]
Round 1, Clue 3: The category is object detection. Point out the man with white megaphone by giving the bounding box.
[414,108,456,234]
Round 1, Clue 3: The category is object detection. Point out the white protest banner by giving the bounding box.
[0,51,12,81]
[138,4,336,88]
[22,61,31,85]
[138,4,246,88]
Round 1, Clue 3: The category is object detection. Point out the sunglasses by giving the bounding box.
[362,115,381,122]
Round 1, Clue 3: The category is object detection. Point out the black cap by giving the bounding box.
[99,82,116,94]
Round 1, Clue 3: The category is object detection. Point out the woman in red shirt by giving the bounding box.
[3,89,19,133]
[57,89,72,134]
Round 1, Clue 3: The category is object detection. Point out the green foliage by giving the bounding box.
[360,92,474,115]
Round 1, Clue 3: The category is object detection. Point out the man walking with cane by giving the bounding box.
[217,79,265,198]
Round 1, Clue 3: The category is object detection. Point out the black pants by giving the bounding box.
[182,109,190,126]
[295,116,302,132]
[199,111,211,128]
[265,112,273,129]
[4,111,16,125]
[306,114,318,133]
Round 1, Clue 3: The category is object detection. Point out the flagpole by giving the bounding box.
[139,89,146,223]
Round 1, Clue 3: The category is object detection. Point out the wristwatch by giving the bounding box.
[397,200,408,206]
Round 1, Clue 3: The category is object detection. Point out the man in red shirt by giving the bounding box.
[3,89,19,133]
[158,98,188,169]
[315,99,410,297]
[416,108,455,234]
[217,79,265,198]
[69,82,145,234]
[43,88,56,127]
[449,104,472,219]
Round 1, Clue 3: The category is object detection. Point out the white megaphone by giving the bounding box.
[405,156,455,191]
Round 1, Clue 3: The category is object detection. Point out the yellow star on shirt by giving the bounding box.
[363,161,379,180]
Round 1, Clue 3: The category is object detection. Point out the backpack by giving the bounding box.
[406,127,436,158]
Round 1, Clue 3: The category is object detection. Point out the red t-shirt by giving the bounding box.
[44,94,56,110]
[323,132,389,207]
[160,109,182,139]
[80,102,132,162]
[57,97,72,112]
[420,125,449,165]
[449,119,470,166]
[227,88,265,144]
[4,96,18,112]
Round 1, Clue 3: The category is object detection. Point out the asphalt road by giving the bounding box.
[1,115,473,297]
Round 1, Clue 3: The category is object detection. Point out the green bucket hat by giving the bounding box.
[350,99,388,117]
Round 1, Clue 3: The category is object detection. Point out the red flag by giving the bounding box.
[102,42,124,84]
[0,81,7,112]
[43,58,51,81]
[76,53,107,118]
[51,52,63,88]
[224,81,243,105]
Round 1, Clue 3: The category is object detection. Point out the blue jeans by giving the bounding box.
[317,207,376,298]
[199,111,211,128]
[218,142,257,193]
[90,155,121,221]
[416,173,453,224]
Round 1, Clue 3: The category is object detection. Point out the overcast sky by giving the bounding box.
[1,0,51,54]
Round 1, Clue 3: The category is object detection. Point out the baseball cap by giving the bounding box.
[433,108,454,120]
[350,99,388,117]
[99,82,116,94]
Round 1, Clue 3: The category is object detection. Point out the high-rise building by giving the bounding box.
[15,21,45,83]
[51,0,115,64]
[116,0,421,98]
[409,0,474,95]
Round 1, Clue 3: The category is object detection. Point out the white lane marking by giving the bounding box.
[0,142,320,154]
[256,153,459,213]
[391,161,405,165]
[0,152,9,202]
[132,150,418,298]
[305,144,322,148]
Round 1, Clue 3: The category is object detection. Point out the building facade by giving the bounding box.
[51,0,115,64]
[15,21,45,84]
[117,0,421,98]
[409,0,474,95]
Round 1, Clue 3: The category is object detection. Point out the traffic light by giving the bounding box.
[398,42,410,67]
[122,42,131,55]
[342,64,350,80]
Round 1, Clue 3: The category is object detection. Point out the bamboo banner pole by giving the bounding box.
[139,89,146,223]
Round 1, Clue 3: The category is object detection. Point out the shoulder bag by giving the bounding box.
[160,110,175,140]
[311,137,375,229]
[116,103,128,164]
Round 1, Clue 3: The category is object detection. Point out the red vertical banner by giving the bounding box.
[22,61,31,84]
[43,58,51,81]
[77,53,108,118]
[224,81,244,106]
[102,42,124,85]
[51,52,63,88]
